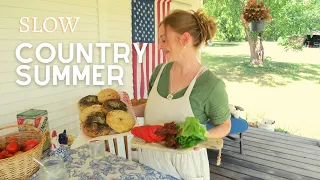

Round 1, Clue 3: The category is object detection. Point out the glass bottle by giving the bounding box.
[38,156,68,180]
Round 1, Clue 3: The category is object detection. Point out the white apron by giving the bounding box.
[139,63,210,180]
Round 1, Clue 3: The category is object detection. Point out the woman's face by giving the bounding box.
[158,24,184,61]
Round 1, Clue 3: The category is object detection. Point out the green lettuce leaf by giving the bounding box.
[175,117,208,148]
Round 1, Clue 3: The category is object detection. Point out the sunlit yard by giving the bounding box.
[202,42,320,139]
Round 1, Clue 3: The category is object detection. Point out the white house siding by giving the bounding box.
[171,0,203,11]
[0,0,202,159]
[0,0,132,137]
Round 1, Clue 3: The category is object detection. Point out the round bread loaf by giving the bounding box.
[78,95,100,111]
[97,88,120,103]
[102,99,127,114]
[82,112,112,137]
[106,110,135,133]
[79,105,103,123]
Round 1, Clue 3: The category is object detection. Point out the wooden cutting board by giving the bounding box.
[130,136,223,154]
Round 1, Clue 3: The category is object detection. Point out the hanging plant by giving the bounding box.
[241,0,272,32]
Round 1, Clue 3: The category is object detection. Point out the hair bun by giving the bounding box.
[192,9,217,45]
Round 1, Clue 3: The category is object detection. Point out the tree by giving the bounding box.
[204,0,245,42]
[203,0,320,64]
[270,0,320,50]
[240,0,272,65]
[204,0,269,65]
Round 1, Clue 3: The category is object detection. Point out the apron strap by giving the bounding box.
[153,63,168,89]
[184,66,208,97]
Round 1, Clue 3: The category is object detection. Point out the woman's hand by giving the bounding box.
[193,131,210,151]
[193,120,230,151]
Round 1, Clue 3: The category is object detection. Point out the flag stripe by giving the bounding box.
[146,44,150,90]
[132,43,137,99]
[132,0,171,99]
[161,0,168,64]
[136,44,141,99]
[157,0,161,66]
[143,43,149,98]
[139,43,144,98]
[152,41,156,71]
[167,0,171,13]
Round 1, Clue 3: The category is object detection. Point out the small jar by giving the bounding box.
[89,140,105,159]
[38,156,68,180]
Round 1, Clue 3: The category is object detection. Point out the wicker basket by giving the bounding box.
[0,125,46,180]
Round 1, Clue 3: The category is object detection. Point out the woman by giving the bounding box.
[133,9,231,180]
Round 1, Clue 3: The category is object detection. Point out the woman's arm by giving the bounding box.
[206,118,231,139]
[204,79,231,139]
[133,103,146,117]
[194,118,231,151]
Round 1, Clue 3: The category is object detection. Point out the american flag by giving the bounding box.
[132,0,171,99]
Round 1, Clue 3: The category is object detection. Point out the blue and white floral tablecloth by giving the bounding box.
[29,144,177,180]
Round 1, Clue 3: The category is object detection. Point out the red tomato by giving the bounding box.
[131,126,152,142]
[6,137,18,142]
[24,142,38,151]
[131,127,142,137]
[132,125,166,143]
[148,125,166,142]
[0,153,4,159]
[25,139,39,149]
[6,142,19,154]
[20,142,26,151]
[131,126,149,139]
[1,150,9,158]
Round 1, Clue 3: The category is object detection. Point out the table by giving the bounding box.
[29,144,178,180]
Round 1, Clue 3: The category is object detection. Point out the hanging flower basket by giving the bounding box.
[241,0,271,32]
[249,20,265,32]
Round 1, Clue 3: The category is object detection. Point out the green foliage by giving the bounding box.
[274,127,299,135]
[265,0,319,42]
[276,37,286,46]
[277,36,304,51]
[203,0,320,49]
[248,31,260,40]
[274,128,290,134]
[175,117,207,148]
[203,0,245,42]
[281,37,304,51]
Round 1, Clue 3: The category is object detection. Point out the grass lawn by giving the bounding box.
[201,42,320,139]
[201,54,320,87]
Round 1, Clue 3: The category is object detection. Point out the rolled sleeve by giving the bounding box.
[204,80,231,125]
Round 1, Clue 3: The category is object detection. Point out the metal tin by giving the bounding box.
[17,109,51,152]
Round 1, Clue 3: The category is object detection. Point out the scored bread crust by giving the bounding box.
[82,112,112,137]
[97,88,120,103]
[101,99,127,114]
[82,123,112,137]
[78,95,100,111]
[79,105,103,123]
[106,110,135,133]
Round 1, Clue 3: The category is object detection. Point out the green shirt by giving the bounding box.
[147,62,231,125]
